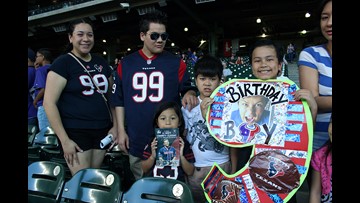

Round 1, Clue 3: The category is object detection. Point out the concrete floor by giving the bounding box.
[285,62,300,87]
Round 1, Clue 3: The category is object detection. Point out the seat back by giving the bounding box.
[61,168,122,203]
[28,161,66,203]
[28,145,43,165]
[121,177,194,203]
[104,145,136,192]
[28,124,39,146]
[33,126,59,149]
[41,148,72,181]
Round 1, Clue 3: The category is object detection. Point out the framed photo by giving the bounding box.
[155,128,180,167]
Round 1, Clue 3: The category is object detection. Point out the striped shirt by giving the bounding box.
[298,44,332,149]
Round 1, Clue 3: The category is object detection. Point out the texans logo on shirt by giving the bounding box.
[94,64,103,72]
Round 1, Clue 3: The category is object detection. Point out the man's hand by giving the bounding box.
[181,90,199,111]
[117,130,129,154]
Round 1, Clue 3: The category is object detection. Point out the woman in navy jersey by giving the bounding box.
[43,18,117,176]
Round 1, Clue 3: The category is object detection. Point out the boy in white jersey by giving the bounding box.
[182,55,236,203]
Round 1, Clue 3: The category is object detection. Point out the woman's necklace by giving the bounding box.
[71,51,91,62]
[82,53,92,62]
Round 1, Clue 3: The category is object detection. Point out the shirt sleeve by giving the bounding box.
[183,140,195,163]
[142,140,152,160]
[178,59,198,97]
[110,71,124,107]
[310,146,325,172]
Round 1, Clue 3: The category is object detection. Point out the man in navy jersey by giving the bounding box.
[111,10,198,180]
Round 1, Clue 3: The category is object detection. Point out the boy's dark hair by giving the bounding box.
[139,10,168,33]
[153,101,185,138]
[249,39,283,63]
[194,55,223,80]
[28,48,36,62]
[37,48,53,63]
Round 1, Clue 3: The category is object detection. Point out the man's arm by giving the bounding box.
[110,70,129,153]
[178,59,199,110]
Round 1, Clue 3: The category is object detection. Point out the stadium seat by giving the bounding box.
[29,127,59,165]
[33,126,59,149]
[41,148,72,181]
[60,168,122,203]
[28,161,66,203]
[104,144,136,191]
[28,124,39,146]
[28,145,43,165]
[120,177,194,203]
[29,126,73,181]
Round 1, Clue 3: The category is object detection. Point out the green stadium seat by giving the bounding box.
[28,161,66,203]
[33,126,59,149]
[120,177,194,203]
[28,145,43,165]
[40,148,72,181]
[104,144,136,192]
[60,168,122,203]
[28,124,39,146]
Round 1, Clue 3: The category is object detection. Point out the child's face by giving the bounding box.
[238,96,267,125]
[157,108,180,129]
[195,74,220,99]
[35,52,44,67]
[251,46,282,80]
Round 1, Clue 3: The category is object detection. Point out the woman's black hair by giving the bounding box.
[317,0,332,20]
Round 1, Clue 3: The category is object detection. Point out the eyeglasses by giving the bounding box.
[147,32,169,41]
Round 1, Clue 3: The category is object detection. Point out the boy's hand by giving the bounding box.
[182,90,199,111]
[200,97,214,119]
